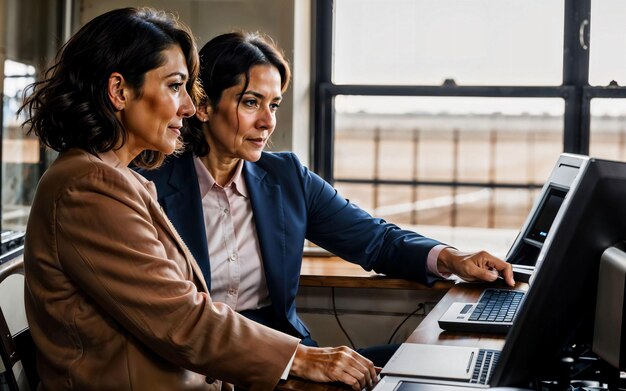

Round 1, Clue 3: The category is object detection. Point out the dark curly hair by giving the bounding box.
[183,31,291,157]
[19,7,201,169]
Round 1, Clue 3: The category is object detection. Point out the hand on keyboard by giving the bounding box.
[436,248,515,287]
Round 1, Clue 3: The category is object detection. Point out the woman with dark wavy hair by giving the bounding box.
[20,9,376,391]
[139,31,515,369]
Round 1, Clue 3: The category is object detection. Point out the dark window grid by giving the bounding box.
[579,87,626,157]
[313,0,601,188]
[312,0,600,228]
[585,86,626,98]
[314,0,591,184]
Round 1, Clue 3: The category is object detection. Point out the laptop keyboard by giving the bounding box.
[470,349,500,385]
[468,289,524,323]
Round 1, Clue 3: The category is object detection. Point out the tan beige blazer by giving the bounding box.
[24,149,299,391]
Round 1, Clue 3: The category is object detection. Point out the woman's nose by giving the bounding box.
[256,106,275,129]
[179,88,196,118]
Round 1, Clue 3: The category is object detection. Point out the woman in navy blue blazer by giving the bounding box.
[139,32,514,367]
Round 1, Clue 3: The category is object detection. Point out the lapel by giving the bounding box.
[243,161,288,308]
[145,189,210,293]
[157,156,212,287]
[98,151,209,293]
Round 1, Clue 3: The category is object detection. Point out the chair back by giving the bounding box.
[0,256,39,391]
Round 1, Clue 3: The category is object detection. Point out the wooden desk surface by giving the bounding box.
[406,280,529,350]
[276,258,455,390]
[300,256,453,290]
[278,279,529,390]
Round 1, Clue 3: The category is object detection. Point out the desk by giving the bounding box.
[300,256,453,291]
[277,279,528,390]
[406,281,528,350]
[274,257,453,390]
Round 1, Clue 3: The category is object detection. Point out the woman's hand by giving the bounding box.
[437,247,515,287]
[289,344,379,390]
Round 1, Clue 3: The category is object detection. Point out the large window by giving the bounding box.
[2,60,37,231]
[333,0,564,86]
[314,0,626,234]
[1,0,63,261]
[588,2,626,161]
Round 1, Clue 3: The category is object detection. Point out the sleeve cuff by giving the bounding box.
[281,343,298,380]
[427,244,453,280]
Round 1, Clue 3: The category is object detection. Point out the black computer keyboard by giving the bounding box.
[469,288,524,323]
[470,349,500,385]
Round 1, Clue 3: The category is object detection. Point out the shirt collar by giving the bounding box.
[193,157,248,199]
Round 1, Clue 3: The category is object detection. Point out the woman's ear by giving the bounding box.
[195,103,211,123]
[107,72,127,111]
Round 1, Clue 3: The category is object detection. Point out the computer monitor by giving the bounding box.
[506,153,586,268]
[490,156,626,387]
[593,245,626,370]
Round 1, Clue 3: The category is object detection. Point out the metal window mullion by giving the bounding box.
[578,86,626,155]
[584,86,626,98]
[313,0,334,183]
[325,84,570,98]
[563,0,591,154]
[581,86,626,148]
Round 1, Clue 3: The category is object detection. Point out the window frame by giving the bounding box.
[312,0,626,188]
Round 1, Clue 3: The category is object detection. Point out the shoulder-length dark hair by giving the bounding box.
[19,7,201,169]
[184,31,291,157]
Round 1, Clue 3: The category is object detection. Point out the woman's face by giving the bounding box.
[121,45,196,157]
[204,64,282,162]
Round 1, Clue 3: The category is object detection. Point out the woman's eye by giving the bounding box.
[244,99,258,107]
[270,103,281,112]
[170,83,183,92]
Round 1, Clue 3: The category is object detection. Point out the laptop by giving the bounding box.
[437,154,586,334]
[374,376,532,391]
[378,343,501,389]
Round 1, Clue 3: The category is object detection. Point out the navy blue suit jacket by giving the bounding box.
[139,152,442,339]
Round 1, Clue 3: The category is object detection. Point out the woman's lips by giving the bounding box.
[247,138,265,147]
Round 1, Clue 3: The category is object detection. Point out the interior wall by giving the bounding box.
[77,0,310,159]
[5,0,63,69]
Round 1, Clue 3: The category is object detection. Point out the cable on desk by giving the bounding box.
[331,287,356,349]
[387,303,425,344]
